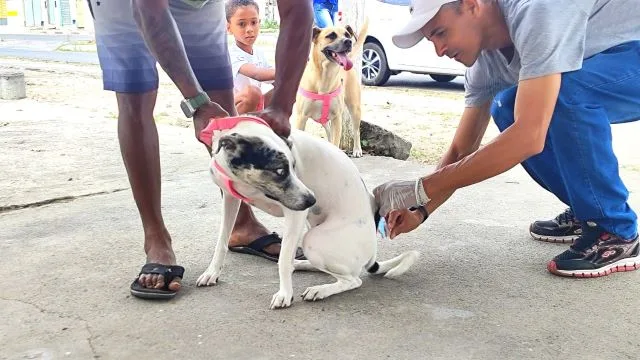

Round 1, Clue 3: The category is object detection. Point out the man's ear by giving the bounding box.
[312,26,322,41]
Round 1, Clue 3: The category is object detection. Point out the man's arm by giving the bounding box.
[131,0,202,99]
[423,74,561,215]
[269,0,313,115]
[238,64,276,82]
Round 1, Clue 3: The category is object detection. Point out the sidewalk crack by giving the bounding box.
[0,188,128,214]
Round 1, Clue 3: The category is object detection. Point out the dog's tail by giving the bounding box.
[351,16,370,58]
[366,250,420,278]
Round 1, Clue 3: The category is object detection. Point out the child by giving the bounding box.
[225,0,275,114]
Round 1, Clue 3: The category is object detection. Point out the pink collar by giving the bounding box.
[198,116,270,202]
[298,85,342,125]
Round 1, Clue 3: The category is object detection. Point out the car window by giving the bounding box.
[376,0,411,5]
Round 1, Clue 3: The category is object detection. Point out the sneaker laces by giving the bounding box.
[555,208,577,226]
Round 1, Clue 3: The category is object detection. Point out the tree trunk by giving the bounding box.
[337,0,365,152]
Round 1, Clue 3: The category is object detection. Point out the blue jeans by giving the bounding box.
[313,0,338,28]
[491,41,640,240]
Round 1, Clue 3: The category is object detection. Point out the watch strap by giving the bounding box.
[409,205,429,224]
[188,92,210,110]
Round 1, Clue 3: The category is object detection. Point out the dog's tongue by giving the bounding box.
[334,52,353,71]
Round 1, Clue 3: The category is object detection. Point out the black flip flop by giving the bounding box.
[228,232,306,262]
[130,263,185,300]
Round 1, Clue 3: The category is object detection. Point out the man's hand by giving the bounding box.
[249,106,291,137]
[373,179,426,217]
[193,101,230,146]
[386,208,426,239]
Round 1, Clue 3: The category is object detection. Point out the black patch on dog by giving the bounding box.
[366,262,380,274]
[228,136,289,174]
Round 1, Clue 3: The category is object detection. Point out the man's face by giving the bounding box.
[420,1,483,67]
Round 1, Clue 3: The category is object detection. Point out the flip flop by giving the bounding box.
[130,263,185,300]
[228,232,306,262]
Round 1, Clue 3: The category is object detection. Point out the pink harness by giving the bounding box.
[198,115,270,202]
[298,86,342,125]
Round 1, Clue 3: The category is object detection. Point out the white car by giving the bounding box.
[342,0,467,86]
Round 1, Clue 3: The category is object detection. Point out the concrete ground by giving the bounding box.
[2,95,640,360]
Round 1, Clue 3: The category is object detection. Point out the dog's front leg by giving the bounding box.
[322,123,332,143]
[270,208,308,309]
[196,191,242,286]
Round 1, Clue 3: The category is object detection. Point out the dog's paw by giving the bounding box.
[351,147,363,158]
[270,290,294,309]
[196,270,220,287]
[301,285,330,301]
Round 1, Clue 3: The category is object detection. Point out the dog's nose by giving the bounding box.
[303,194,317,209]
[344,39,353,49]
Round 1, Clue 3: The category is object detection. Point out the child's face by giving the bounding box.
[227,6,261,47]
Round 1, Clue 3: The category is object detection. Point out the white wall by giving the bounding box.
[5,0,25,27]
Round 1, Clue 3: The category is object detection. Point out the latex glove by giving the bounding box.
[373,179,430,217]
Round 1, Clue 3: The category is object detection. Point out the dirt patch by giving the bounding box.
[0,57,500,164]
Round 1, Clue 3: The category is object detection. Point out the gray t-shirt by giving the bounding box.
[464,0,640,107]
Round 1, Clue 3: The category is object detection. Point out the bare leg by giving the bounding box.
[234,85,263,114]
[117,91,181,291]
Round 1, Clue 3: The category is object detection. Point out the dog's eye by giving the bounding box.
[274,168,288,177]
[326,32,337,40]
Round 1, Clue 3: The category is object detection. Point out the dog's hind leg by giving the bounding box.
[299,223,370,301]
[302,273,363,301]
[294,259,320,271]
[196,192,241,286]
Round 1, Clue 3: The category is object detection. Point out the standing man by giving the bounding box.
[88,0,312,299]
[374,0,640,278]
[313,0,339,28]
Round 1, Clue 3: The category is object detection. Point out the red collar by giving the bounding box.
[297,85,342,125]
[199,116,270,202]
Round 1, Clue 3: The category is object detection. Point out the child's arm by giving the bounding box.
[238,64,276,82]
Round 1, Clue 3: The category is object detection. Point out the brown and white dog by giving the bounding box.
[293,19,369,157]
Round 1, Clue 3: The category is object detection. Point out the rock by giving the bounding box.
[359,120,412,160]
[0,70,26,100]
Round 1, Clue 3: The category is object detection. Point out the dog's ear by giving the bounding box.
[345,25,357,42]
[280,136,293,149]
[312,26,322,41]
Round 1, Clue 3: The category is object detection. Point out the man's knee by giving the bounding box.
[490,86,518,132]
[237,85,262,109]
[115,91,158,123]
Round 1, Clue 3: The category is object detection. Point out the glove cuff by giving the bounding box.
[414,177,431,206]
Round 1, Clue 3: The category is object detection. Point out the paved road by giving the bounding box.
[0,32,465,91]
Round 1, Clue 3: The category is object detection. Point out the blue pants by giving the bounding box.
[491,41,640,240]
[313,0,338,28]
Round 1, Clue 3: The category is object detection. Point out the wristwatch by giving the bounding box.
[180,92,210,118]
[409,205,429,224]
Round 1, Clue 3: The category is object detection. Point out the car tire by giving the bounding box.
[430,74,457,83]
[362,42,391,86]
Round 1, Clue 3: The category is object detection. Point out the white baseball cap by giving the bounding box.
[392,0,455,49]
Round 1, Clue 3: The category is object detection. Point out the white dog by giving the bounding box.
[196,116,419,309]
